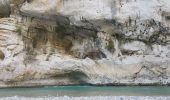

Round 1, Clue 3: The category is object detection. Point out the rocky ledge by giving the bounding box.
[0,0,170,87]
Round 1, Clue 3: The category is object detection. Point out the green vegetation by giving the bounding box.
[55,25,66,39]
[106,38,115,52]
[166,16,170,20]
[16,26,22,35]
[114,33,133,45]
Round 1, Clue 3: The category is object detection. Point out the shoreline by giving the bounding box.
[0,83,169,89]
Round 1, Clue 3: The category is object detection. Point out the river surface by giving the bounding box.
[0,86,169,100]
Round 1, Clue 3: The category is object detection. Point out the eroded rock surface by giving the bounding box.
[0,0,170,87]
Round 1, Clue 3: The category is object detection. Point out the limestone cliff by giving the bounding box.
[0,0,170,87]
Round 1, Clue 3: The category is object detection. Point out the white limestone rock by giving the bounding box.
[0,0,170,87]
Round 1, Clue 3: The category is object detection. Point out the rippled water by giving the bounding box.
[0,86,169,100]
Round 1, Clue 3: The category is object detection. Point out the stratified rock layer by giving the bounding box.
[0,0,170,87]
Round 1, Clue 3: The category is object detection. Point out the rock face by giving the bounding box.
[0,0,170,87]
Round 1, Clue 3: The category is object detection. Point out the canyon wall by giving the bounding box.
[0,0,170,87]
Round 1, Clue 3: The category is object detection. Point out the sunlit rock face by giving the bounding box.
[20,0,115,21]
[20,0,170,22]
[0,0,170,87]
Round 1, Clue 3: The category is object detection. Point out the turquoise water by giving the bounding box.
[0,86,170,97]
